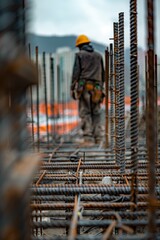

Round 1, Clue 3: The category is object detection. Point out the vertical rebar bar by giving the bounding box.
[50,56,55,139]
[62,92,65,135]
[130,0,138,207]
[146,0,157,237]
[0,1,39,239]
[145,55,148,149]
[105,47,109,148]
[113,22,120,165]
[43,52,49,146]
[28,43,35,146]
[35,46,40,150]
[118,12,125,174]
[109,43,114,150]
[154,54,158,164]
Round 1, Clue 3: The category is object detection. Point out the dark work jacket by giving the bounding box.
[71,44,105,90]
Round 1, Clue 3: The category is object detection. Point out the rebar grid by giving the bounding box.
[0,0,158,239]
[27,1,159,240]
[30,142,160,239]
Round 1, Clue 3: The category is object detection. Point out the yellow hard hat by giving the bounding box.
[75,34,90,47]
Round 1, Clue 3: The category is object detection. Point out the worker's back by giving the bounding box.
[76,44,103,82]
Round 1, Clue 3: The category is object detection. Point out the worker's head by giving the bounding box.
[75,34,90,48]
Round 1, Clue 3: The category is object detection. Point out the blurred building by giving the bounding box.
[54,47,76,103]
[31,47,75,104]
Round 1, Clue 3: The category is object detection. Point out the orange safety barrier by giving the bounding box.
[28,97,154,138]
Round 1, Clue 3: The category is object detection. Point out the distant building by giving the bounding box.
[53,47,76,103]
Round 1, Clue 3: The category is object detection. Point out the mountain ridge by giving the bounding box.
[27,33,107,54]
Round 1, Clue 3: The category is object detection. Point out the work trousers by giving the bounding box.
[78,90,103,143]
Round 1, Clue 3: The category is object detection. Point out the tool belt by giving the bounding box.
[85,81,94,91]
[85,80,105,103]
[74,79,105,103]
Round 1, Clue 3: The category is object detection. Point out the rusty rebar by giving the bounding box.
[35,46,40,150]
[28,43,35,147]
[32,218,160,229]
[43,52,50,147]
[109,43,114,150]
[105,47,109,148]
[130,0,138,207]
[113,22,120,165]
[0,1,40,239]
[30,142,160,238]
[146,0,157,238]
[31,184,160,195]
[31,210,160,219]
[118,12,125,174]
[68,167,82,239]
[50,56,55,137]
[29,1,160,238]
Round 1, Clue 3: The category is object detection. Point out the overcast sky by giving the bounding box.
[29,0,160,52]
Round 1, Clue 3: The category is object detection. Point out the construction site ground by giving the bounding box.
[30,130,159,240]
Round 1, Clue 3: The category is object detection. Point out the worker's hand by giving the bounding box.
[71,80,77,91]
[71,90,77,100]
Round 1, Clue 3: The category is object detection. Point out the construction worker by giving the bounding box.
[71,34,105,146]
